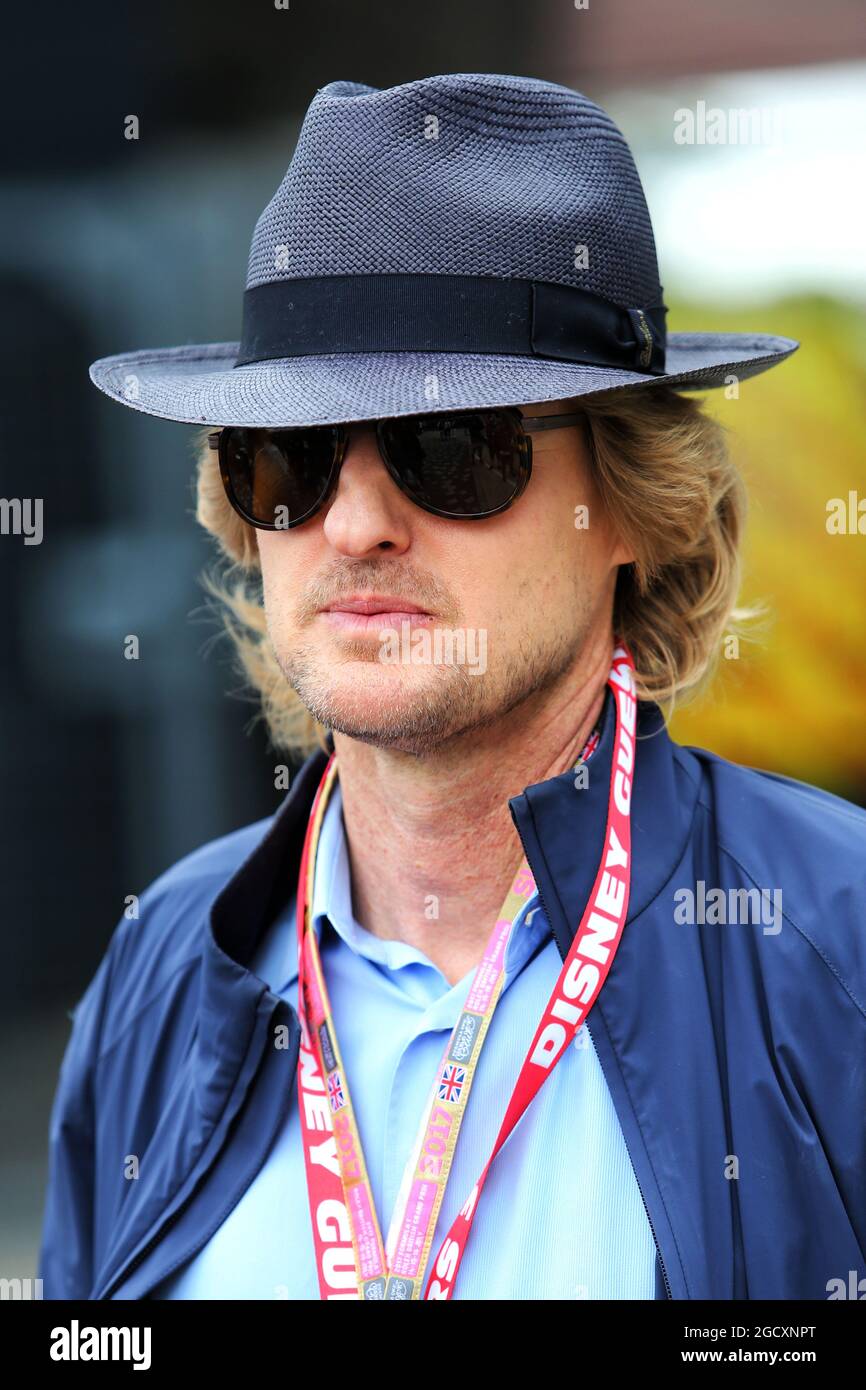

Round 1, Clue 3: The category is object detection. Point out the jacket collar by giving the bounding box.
[200,685,698,1107]
[508,684,699,962]
[196,748,328,1121]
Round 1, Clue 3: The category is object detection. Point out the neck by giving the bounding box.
[331,629,614,986]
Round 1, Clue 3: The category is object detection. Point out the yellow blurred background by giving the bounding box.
[668,294,866,799]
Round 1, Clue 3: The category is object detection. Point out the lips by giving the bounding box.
[322,595,431,616]
[319,594,434,632]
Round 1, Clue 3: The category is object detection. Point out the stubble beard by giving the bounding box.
[273,620,587,759]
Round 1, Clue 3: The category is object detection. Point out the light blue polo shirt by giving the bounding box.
[154,781,657,1300]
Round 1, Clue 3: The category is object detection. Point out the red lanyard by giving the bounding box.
[295,643,637,1299]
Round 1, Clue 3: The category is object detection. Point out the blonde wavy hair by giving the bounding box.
[191,386,757,758]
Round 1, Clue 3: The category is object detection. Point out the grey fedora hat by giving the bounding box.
[88,72,799,428]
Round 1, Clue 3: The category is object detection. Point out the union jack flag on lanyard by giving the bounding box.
[438,1062,466,1104]
[327,1070,345,1112]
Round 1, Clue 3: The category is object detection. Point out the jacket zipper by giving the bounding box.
[585,1016,674,1301]
[511,810,673,1301]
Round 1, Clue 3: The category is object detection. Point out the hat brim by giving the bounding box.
[88,332,799,428]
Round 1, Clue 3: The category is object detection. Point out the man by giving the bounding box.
[40,73,865,1301]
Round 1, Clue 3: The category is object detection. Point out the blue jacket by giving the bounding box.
[38,694,866,1299]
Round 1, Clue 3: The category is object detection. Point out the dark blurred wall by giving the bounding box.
[2,0,540,175]
[0,0,540,1018]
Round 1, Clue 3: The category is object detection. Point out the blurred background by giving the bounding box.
[1,0,864,1279]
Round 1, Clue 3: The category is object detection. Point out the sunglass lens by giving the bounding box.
[378,410,528,518]
[223,426,338,527]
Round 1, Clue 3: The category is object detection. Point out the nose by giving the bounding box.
[320,423,414,555]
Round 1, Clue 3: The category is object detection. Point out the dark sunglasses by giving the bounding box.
[207,407,586,529]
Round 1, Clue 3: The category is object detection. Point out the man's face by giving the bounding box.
[256,400,633,756]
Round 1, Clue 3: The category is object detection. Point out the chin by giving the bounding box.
[291,663,485,755]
